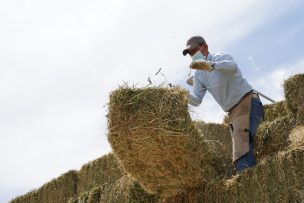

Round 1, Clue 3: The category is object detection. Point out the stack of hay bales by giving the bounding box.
[107,86,217,197]
[10,153,124,203]
[165,73,304,202]
[10,170,78,203]
[164,126,304,203]
[10,73,304,203]
[255,73,304,160]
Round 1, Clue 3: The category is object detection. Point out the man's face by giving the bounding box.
[188,43,208,58]
[188,45,202,57]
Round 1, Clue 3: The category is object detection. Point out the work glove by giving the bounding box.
[190,59,214,71]
[186,76,193,86]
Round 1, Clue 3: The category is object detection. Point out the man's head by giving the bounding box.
[182,36,209,57]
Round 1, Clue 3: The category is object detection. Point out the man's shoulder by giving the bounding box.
[211,52,233,58]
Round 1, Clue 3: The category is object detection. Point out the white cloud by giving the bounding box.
[251,59,304,103]
[246,56,262,72]
[0,0,300,202]
[189,94,227,124]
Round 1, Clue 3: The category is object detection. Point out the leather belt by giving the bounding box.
[228,91,259,115]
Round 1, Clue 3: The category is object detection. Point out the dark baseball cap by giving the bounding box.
[182,36,206,56]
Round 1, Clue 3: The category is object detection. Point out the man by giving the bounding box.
[183,36,264,172]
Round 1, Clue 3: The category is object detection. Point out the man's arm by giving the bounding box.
[188,74,206,106]
[213,53,238,73]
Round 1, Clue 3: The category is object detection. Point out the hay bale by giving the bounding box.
[164,148,304,203]
[194,121,234,177]
[68,176,159,203]
[284,73,304,124]
[221,149,304,203]
[289,125,304,150]
[199,126,304,202]
[10,153,124,203]
[77,153,124,194]
[263,101,288,122]
[255,116,296,161]
[107,86,217,197]
[10,170,78,203]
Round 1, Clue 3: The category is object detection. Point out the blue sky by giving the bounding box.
[0,0,303,202]
[228,1,304,75]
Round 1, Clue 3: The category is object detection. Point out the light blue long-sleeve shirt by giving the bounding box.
[188,52,253,112]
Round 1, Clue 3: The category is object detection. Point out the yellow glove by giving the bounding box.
[190,59,214,71]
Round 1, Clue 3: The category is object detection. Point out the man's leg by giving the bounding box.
[235,142,255,172]
[235,97,264,172]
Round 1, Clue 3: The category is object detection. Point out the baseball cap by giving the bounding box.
[182,36,206,56]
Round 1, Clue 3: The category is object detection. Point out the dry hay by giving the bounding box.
[255,116,296,161]
[194,121,234,177]
[194,122,231,152]
[69,124,304,203]
[107,86,217,197]
[289,125,304,151]
[220,149,304,203]
[11,73,304,203]
[284,73,304,124]
[262,101,288,122]
[163,149,304,203]
[77,153,124,194]
[68,176,159,203]
[10,153,124,203]
[10,170,78,203]
[164,120,304,202]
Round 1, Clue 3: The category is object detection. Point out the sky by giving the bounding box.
[0,0,303,202]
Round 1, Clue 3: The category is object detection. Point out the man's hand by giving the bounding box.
[190,59,214,71]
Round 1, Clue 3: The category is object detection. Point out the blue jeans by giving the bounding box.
[236,97,264,172]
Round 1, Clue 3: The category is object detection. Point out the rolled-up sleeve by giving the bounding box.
[213,54,237,73]
[188,74,206,106]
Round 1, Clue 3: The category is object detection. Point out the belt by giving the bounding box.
[228,91,259,114]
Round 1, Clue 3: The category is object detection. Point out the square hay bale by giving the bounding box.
[194,121,234,177]
[107,86,217,197]
[284,73,304,124]
[263,101,288,122]
[10,170,78,203]
[77,153,124,194]
[255,116,296,161]
[68,176,159,203]
[163,148,304,203]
